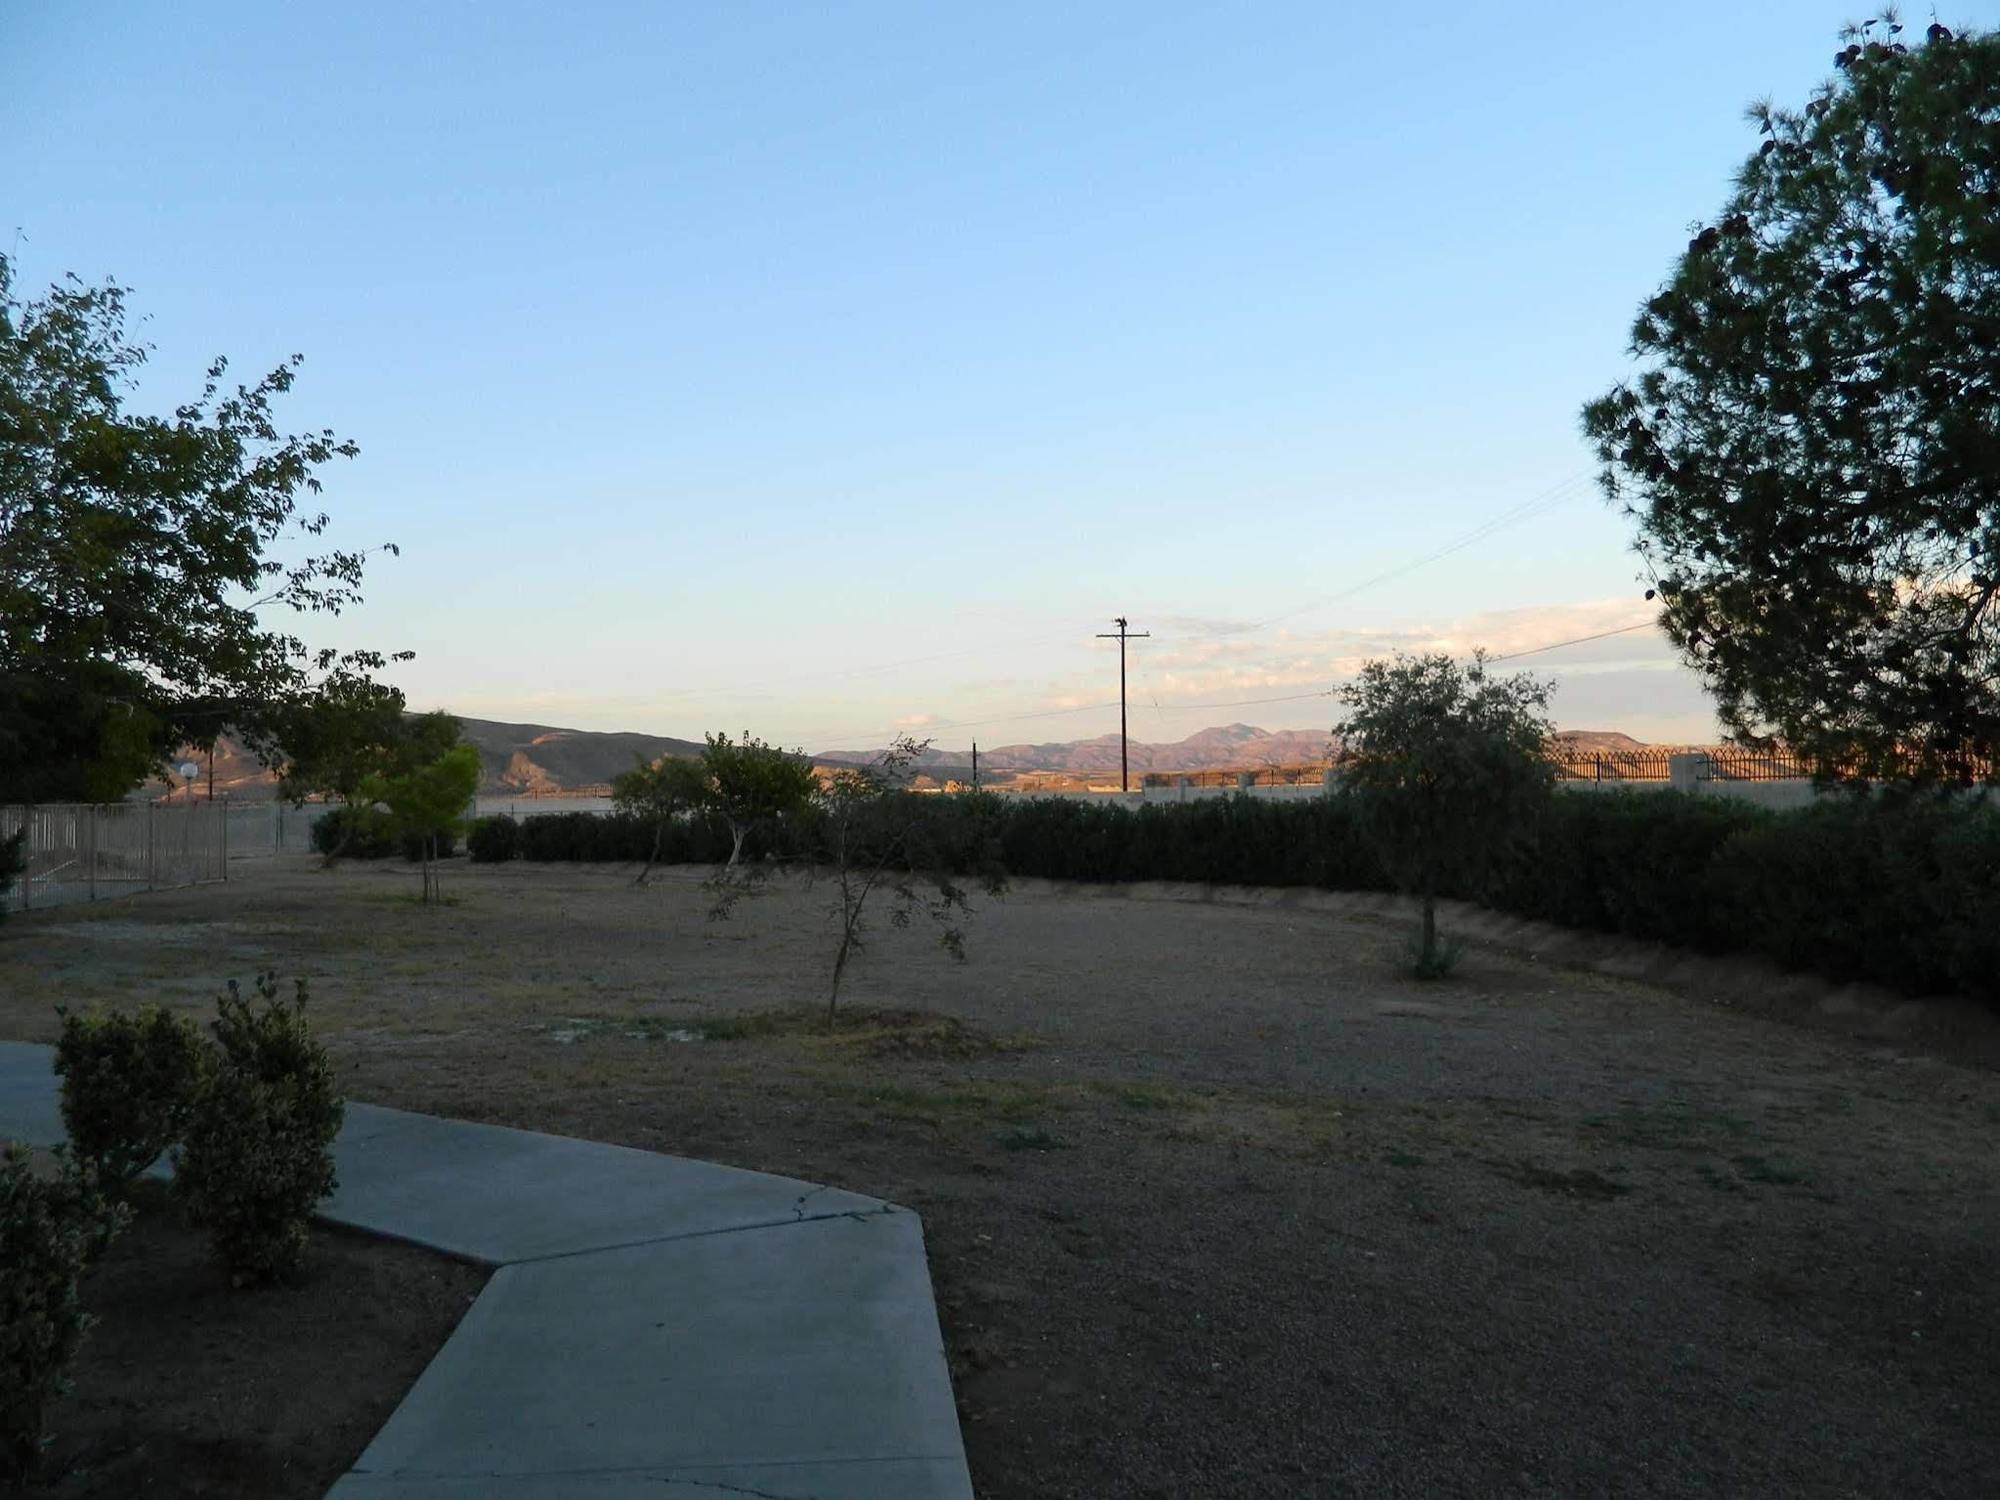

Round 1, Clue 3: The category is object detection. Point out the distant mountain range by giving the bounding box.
[818,723,1336,777]
[152,717,705,801]
[156,717,1660,800]
[461,720,706,793]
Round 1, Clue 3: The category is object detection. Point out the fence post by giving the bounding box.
[86,804,96,902]
[221,798,229,881]
[20,808,30,912]
[146,800,155,891]
[1668,753,1705,793]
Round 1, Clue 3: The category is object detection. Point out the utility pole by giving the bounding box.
[971,741,979,792]
[1096,616,1150,793]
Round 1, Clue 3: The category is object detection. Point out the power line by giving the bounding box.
[1144,688,1333,711]
[799,607,1655,749]
[1169,470,1598,642]
[1483,619,1657,662]
[808,613,1658,750]
[573,469,1612,749]
[640,469,1609,724]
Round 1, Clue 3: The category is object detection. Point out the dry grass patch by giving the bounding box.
[534,1004,1035,1060]
[6,862,2000,1499]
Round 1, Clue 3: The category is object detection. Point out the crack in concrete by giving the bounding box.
[792,1183,832,1219]
[499,1200,904,1267]
[650,1479,801,1499]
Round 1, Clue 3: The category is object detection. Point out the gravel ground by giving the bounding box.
[22,1173,485,1499]
[2,858,1996,1498]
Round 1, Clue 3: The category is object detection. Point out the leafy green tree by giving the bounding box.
[700,730,817,869]
[270,670,407,806]
[0,254,397,801]
[274,685,460,862]
[817,737,1002,1020]
[1335,653,1554,976]
[362,741,479,904]
[610,754,709,886]
[1583,17,2000,784]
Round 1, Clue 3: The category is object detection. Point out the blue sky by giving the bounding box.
[11,2,1985,749]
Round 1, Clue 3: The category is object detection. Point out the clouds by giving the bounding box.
[1119,598,1663,697]
[419,597,1721,752]
[1039,598,1721,742]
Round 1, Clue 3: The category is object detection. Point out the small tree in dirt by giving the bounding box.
[817,737,1003,1021]
[700,731,817,870]
[363,741,480,904]
[173,975,343,1287]
[1,1145,130,1482]
[278,691,459,864]
[271,668,407,829]
[1336,652,1554,977]
[610,754,709,886]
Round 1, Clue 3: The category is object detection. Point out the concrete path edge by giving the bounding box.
[0,1041,975,1500]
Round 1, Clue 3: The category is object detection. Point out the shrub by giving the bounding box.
[514,809,736,864]
[173,975,344,1286]
[310,804,396,859]
[1486,790,1768,950]
[1707,793,2000,1002]
[0,829,23,918]
[1,1146,130,1482]
[54,1004,209,1185]
[1931,802,2000,1004]
[398,826,458,864]
[466,814,520,863]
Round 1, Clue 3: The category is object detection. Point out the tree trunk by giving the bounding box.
[727,823,747,869]
[1421,887,1438,971]
[322,797,355,868]
[828,926,853,1023]
[636,819,665,887]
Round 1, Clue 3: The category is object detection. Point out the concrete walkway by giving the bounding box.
[0,1042,974,1499]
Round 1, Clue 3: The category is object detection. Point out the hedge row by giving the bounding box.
[309,807,457,863]
[467,790,2000,1005]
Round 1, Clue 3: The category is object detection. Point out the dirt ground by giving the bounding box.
[3,857,1998,1498]
[22,1175,485,1498]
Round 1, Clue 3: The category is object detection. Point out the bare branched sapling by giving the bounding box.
[820,736,1000,1020]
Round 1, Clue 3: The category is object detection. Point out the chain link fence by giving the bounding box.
[1,801,331,914]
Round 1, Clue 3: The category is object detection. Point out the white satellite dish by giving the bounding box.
[177,761,199,782]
